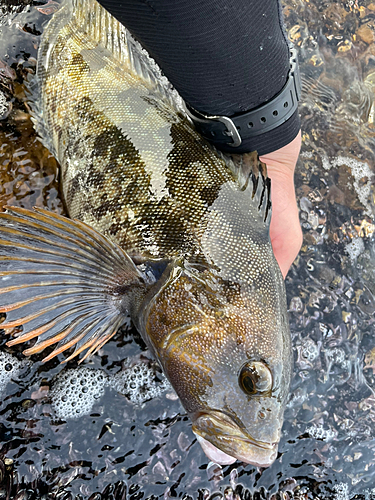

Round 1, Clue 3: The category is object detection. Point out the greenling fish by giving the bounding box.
[0,0,292,467]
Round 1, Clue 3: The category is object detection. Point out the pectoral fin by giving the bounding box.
[0,206,146,362]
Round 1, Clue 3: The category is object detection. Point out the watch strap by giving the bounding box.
[184,45,301,148]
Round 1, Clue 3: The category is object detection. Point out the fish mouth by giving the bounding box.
[192,410,279,467]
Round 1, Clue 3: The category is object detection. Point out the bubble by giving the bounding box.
[50,367,108,420]
[0,351,22,398]
[48,361,172,419]
[326,347,346,366]
[110,362,170,405]
[321,155,373,215]
[364,487,375,500]
[306,424,337,442]
[333,482,349,500]
[345,237,364,263]
[302,339,320,362]
[0,91,8,117]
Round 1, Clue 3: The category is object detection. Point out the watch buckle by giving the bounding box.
[183,104,242,147]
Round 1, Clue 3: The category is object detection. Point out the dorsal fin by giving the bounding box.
[27,0,186,155]
[229,151,272,225]
[27,74,56,156]
[70,0,184,111]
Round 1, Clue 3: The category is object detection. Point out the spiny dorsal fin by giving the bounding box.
[28,0,186,154]
[0,207,147,363]
[70,0,184,111]
[229,151,272,225]
[26,74,56,156]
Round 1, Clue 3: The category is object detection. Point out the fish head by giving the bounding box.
[142,263,292,467]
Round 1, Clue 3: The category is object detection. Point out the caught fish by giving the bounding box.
[0,0,292,467]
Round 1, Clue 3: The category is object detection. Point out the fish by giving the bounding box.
[0,0,292,467]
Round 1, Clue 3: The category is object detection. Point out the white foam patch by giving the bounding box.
[306,424,337,442]
[319,154,373,216]
[345,237,365,263]
[50,367,108,419]
[0,351,22,397]
[364,487,375,500]
[0,91,7,116]
[301,338,320,362]
[300,150,314,159]
[333,482,349,500]
[320,152,332,172]
[111,363,171,405]
[49,362,172,419]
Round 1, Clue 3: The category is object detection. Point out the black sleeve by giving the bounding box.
[96,0,300,155]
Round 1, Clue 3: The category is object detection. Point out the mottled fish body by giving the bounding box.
[0,0,292,466]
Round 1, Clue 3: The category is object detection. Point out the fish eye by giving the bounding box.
[238,361,273,396]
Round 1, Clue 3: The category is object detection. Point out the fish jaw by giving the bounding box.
[194,435,237,465]
[191,410,279,467]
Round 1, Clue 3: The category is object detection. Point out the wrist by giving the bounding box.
[259,130,301,178]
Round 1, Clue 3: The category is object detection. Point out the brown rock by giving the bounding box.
[357,24,375,44]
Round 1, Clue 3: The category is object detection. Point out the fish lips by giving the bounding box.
[191,410,279,467]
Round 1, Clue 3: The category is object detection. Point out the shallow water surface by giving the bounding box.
[0,1,375,499]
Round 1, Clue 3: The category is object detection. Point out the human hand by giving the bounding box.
[259,131,302,278]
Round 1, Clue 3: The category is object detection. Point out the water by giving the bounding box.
[0,0,374,499]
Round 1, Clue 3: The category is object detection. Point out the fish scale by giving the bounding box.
[34,0,233,259]
[0,0,292,467]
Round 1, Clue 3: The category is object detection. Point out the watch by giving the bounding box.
[183,45,302,148]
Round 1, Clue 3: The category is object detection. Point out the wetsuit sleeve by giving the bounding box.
[96,0,300,155]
